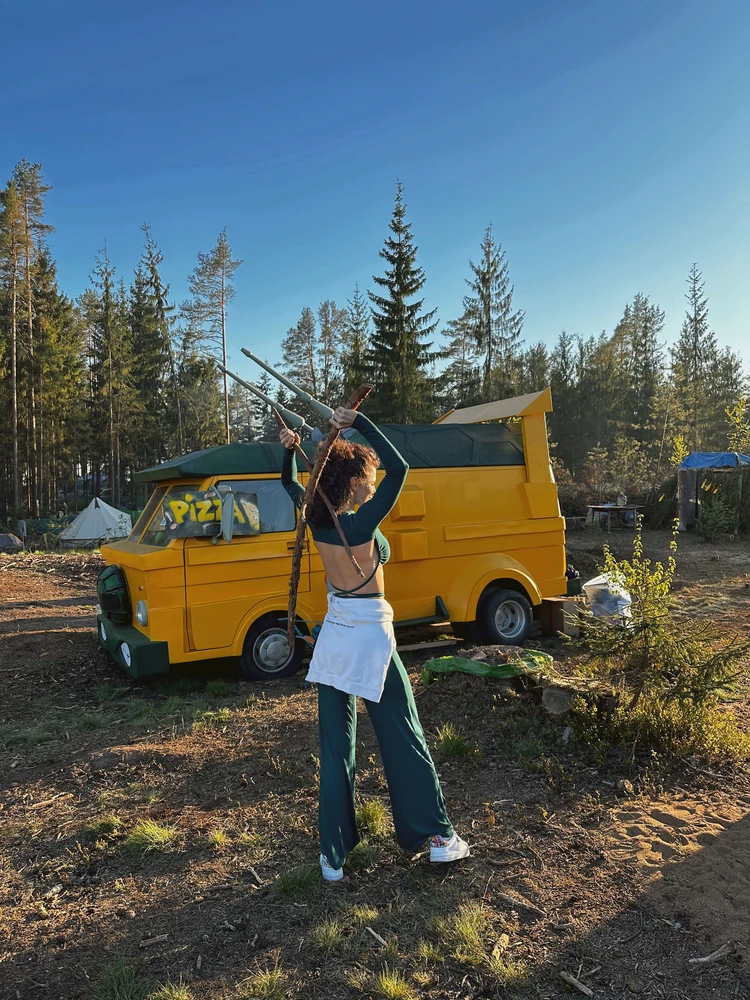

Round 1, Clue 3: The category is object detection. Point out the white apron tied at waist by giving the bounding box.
[306,593,396,703]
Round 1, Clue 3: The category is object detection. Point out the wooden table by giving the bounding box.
[586,505,642,531]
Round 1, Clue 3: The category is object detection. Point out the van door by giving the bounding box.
[184,478,310,652]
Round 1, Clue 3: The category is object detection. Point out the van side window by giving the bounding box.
[216,480,295,534]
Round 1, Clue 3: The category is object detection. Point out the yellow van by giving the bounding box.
[97,388,566,680]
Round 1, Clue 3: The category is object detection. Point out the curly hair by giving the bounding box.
[306,439,380,529]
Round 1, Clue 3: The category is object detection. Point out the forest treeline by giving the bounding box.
[1,163,748,517]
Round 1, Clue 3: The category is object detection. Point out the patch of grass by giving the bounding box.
[205,679,236,698]
[267,753,298,779]
[434,722,477,758]
[232,964,290,1000]
[348,904,380,924]
[237,830,269,859]
[87,957,148,1000]
[83,814,122,842]
[192,707,232,731]
[433,901,491,966]
[308,917,345,954]
[356,798,391,840]
[208,828,228,850]
[98,783,161,808]
[513,736,544,770]
[129,699,158,725]
[571,695,750,765]
[78,712,104,731]
[123,820,178,858]
[273,864,320,899]
[484,953,529,988]
[95,682,129,704]
[146,981,193,1000]
[415,940,443,964]
[370,966,417,1000]
[347,840,382,872]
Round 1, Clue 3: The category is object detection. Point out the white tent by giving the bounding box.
[60,498,132,547]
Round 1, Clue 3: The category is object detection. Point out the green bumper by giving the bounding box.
[96,615,170,679]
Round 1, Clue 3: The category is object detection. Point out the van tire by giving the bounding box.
[240,615,306,681]
[476,588,533,645]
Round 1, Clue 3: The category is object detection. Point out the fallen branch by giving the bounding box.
[495,890,547,918]
[559,971,594,995]
[139,934,169,949]
[688,941,735,964]
[27,793,73,810]
[365,925,388,947]
[272,407,364,578]
[287,384,373,644]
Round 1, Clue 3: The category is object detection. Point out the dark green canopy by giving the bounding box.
[134,423,524,482]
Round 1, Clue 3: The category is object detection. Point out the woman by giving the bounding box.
[281,406,469,882]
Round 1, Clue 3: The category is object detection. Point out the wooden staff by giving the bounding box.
[271,408,364,578]
[286,385,373,644]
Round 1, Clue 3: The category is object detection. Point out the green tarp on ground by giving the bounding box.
[421,649,555,687]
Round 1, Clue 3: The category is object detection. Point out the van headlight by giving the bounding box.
[135,601,148,626]
[120,643,132,667]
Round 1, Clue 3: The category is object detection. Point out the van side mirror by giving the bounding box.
[220,491,235,544]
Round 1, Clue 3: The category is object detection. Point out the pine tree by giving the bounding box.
[340,284,371,399]
[367,182,439,423]
[670,264,717,450]
[33,250,85,512]
[12,161,54,514]
[186,229,243,443]
[462,225,524,402]
[0,180,24,512]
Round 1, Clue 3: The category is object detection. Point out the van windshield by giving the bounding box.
[131,484,200,547]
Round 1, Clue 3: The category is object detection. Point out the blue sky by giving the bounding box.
[4,0,749,370]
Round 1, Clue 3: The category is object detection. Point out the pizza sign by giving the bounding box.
[162,490,260,538]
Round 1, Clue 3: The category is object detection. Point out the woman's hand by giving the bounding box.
[329,406,358,430]
[280,428,300,450]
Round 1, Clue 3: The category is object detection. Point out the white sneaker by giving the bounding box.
[319,853,344,882]
[429,833,470,863]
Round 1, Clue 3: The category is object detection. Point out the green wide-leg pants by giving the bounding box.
[317,651,454,869]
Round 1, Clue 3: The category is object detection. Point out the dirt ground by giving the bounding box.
[1,529,749,1000]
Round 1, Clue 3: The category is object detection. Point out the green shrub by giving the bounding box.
[574,520,750,711]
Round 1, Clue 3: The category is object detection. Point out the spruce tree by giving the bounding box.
[462,225,524,402]
[519,342,550,394]
[439,314,482,409]
[340,284,371,399]
[614,293,665,447]
[670,264,717,450]
[367,182,439,423]
[186,229,243,443]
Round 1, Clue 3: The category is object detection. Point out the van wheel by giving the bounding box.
[477,589,532,645]
[240,615,306,681]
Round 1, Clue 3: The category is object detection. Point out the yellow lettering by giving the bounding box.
[168,499,189,524]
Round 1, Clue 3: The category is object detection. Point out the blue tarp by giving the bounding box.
[680,452,750,470]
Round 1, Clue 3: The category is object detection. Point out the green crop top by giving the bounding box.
[281,412,408,596]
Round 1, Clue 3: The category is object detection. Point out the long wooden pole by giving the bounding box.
[286,385,373,644]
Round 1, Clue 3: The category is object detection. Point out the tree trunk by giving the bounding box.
[10,268,20,512]
[221,271,230,444]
